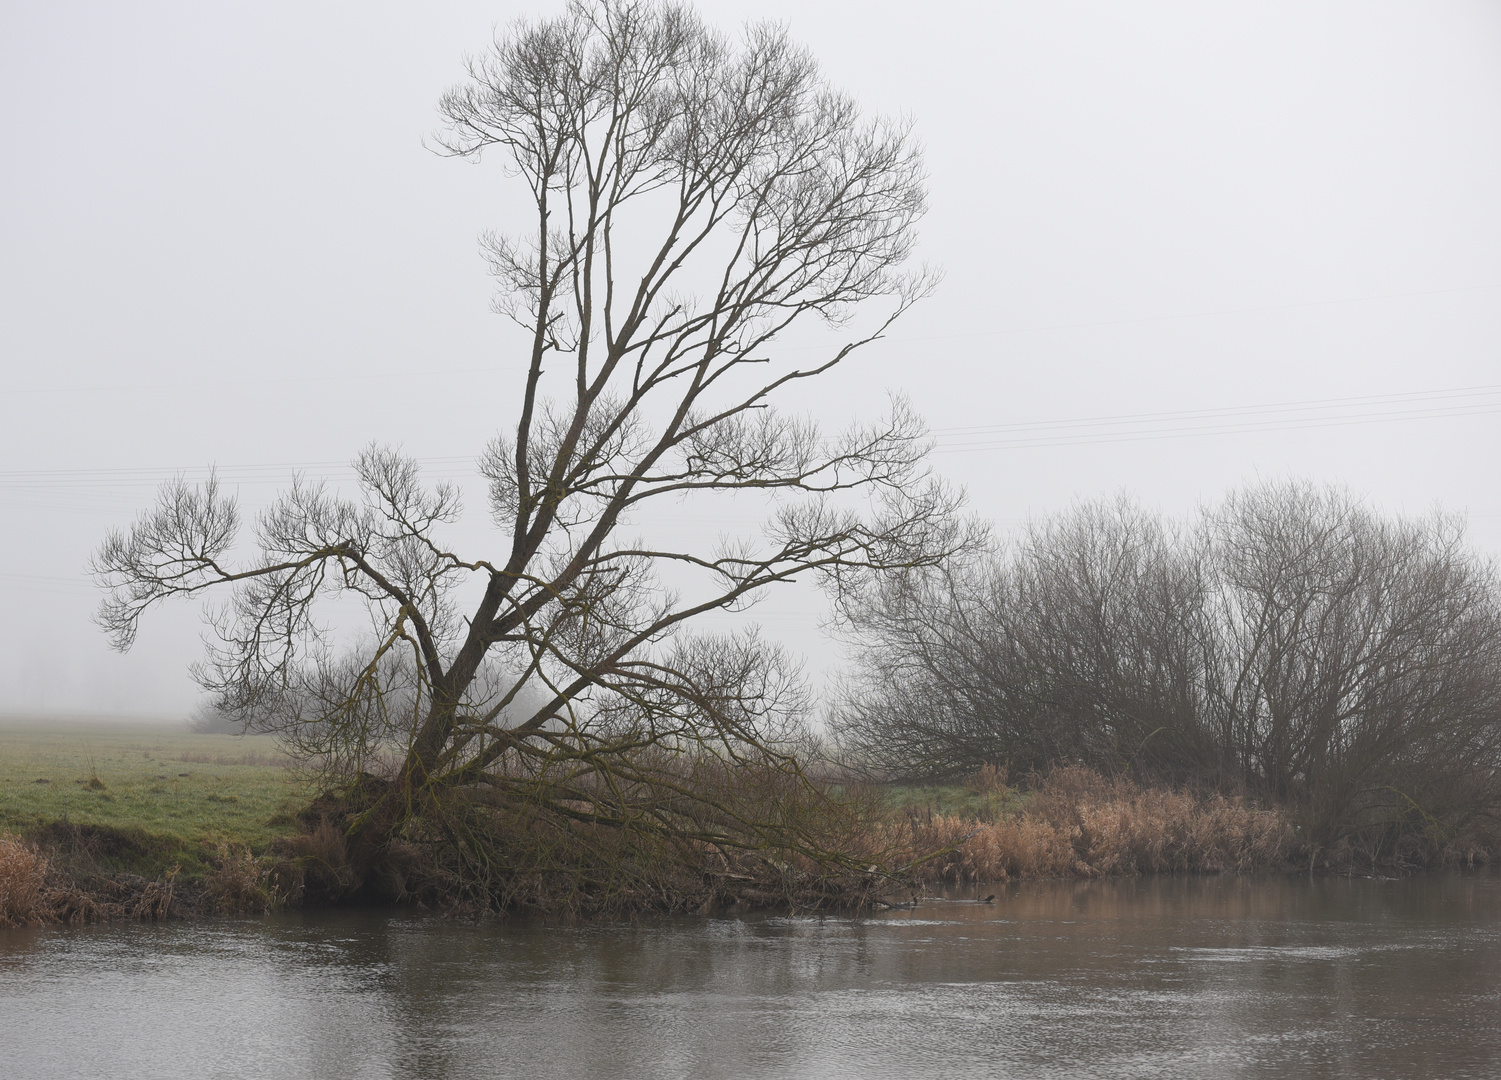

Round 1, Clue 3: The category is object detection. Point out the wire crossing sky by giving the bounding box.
[3,0,1499,717]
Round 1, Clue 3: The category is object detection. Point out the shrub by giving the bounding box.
[0,833,52,927]
[837,482,1501,865]
[202,844,277,915]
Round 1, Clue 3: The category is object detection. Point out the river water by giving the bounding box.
[3,874,1499,1079]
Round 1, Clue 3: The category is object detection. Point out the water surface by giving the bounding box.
[3,874,1499,1079]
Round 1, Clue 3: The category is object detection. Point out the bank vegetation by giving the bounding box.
[835,483,1501,874]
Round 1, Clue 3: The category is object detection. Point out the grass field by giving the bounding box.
[0,723,309,877]
[884,782,1023,820]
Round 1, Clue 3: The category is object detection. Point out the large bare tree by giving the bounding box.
[94,0,955,904]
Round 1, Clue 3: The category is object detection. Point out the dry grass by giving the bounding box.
[900,767,1294,885]
[1,827,192,925]
[267,817,355,907]
[0,832,51,926]
[962,763,1009,795]
[201,844,280,915]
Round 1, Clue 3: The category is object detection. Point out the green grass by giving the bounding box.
[883,783,1025,820]
[0,724,310,877]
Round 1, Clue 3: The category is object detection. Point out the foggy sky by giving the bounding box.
[3,0,1500,718]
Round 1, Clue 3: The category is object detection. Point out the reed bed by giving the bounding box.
[0,832,50,926]
[0,828,195,925]
[900,767,1294,885]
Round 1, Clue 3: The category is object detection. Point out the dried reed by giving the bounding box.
[900,767,1294,885]
[0,833,52,927]
[202,845,278,915]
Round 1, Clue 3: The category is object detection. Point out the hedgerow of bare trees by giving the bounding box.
[834,482,1501,865]
[94,0,960,907]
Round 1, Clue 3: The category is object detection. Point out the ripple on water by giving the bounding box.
[1,874,1500,1080]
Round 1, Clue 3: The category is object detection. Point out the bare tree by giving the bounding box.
[835,498,1214,780]
[94,0,956,904]
[1201,484,1501,859]
[835,483,1501,865]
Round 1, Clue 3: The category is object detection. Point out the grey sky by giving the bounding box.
[3,1,1500,717]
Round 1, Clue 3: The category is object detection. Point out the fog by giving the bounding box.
[3,0,1499,718]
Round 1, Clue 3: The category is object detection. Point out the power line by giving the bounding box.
[0,381,1496,499]
[933,386,1501,453]
[5,282,1500,396]
[904,280,1501,345]
[935,402,1501,453]
[929,383,1501,437]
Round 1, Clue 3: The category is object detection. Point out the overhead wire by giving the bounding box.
[932,383,1501,453]
[5,280,1500,396]
[7,284,1498,596]
[2,382,1496,489]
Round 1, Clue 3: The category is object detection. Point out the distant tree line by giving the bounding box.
[833,482,1501,862]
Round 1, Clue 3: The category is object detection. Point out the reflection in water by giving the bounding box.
[3,875,1499,1079]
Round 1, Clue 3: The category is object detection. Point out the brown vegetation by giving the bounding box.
[896,767,1294,887]
[0,830,185,926]
[200,844,280,915]
[0,833,50,926]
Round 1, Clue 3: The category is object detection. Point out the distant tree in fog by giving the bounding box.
[834,482,1501,860]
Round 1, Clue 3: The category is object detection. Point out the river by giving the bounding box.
[3,874,1499,1079]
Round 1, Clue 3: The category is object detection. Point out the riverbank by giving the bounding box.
[0,724,308,924]
[2,725,1495,927]
[893,764,1497,886]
